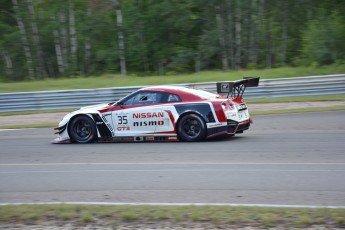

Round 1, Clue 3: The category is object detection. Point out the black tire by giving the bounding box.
[177,114,206,142]
[68,115,97,143]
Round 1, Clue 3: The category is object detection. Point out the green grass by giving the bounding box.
[0,109,74,116]
[251,105,345,116]
[1,65,345,93]
[0,204,344,228]
[246,94,345,103]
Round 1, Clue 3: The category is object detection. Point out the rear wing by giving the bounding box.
[216,77,260,98]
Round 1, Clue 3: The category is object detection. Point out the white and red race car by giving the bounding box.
[53,77,259,143]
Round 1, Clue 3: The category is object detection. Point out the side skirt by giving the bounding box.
[98,135,179,143]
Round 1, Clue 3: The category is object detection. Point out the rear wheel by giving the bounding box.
[177,114,206,142]
[68,115,97,143]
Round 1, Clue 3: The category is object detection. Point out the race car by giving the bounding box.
[53,77,259,143]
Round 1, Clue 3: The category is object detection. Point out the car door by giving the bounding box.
[155,93,181,135]
[112,91,163,137]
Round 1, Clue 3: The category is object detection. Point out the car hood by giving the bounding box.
[58,103,109,127]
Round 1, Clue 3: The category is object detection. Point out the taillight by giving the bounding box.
[226,98,234,110]
[221,103,227,118]
[221,103,227,111]
[228,101,234,110]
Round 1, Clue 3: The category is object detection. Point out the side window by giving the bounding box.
[122,91,162,106]
[166,93,181,102]
[122,95,135,106]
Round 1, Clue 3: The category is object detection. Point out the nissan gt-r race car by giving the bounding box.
[53,77,259,143]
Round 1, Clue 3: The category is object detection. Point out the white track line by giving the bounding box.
[0,128,37,132]
[1,162,345,166]
[1,169,345,174]
[0,129,21,131]
[0,202,344,209]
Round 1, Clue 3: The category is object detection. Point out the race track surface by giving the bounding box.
[0,111,344,206]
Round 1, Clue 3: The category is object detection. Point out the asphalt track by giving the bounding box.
[0,111,344,206]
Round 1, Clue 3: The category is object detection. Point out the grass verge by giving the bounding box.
[0,109,75,116]
[246,94,345,104]
[0,204,344,228]
[250,105,345,116]
[1,65,345,93]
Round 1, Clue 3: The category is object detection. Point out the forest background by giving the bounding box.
[0,0,345,82]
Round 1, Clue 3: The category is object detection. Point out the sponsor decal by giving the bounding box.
[145,136,155,141]
[133,121,164,126]
[208,123,223,128]
[117,115,128,124]
[117,126,130,131]
[237,104,247,110]
[114,113,129,126]
[221,83,230,92]
[238,111,248,120]
[133,112,164,119]
[225,111,237,119]
[134,136,144,142]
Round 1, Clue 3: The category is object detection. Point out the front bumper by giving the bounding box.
[52,124,71,144]
[54,124,67,135]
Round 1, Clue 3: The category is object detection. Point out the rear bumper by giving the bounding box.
[206,119,251,138]
[229,119,251,133]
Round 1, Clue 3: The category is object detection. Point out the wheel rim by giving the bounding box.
[182,118,201,137]
[74,120,91,139]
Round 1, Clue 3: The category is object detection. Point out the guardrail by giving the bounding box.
[0,74,344,112]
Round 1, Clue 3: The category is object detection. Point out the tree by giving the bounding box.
[112,0,126,75]
[215,2,228,71]
[1,0,345,81]
[69,0,78,73]
[51,15,64,74]
[11,0,35,79]
[234,0,242,69]
[26,0,47,78]
[301,12,345,65]
[0,49,13,77]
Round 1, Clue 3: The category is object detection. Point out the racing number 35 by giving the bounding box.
[117,115,128,125]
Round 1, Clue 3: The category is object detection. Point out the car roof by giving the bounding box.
[140,85,217,101]
[141,85,184,92]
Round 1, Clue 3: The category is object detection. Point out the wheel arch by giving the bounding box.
[175,111,208,142]
[175,111,206,129]
[67,113,98,142]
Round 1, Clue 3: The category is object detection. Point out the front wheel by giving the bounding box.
[177,114,206,142]
[68,115,97,143]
